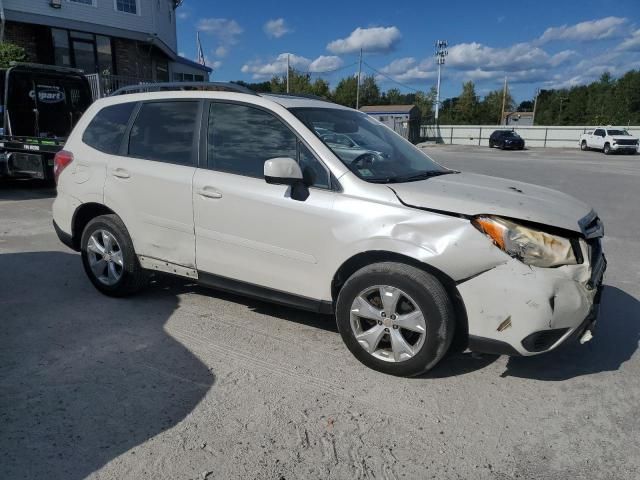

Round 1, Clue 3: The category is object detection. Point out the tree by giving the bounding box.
[453,81,480,124]
[477,87,514,124]
[333,76,358,108]
[413,88,435,122]
[517,100,534,112]
[0,42,28,68]
[385,88,403,104]
[359,75,380,106]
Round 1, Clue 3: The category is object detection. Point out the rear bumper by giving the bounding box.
[53,220,76,251]
[0,150,50,179]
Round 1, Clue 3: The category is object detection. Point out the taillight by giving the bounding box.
[53,150,73,185]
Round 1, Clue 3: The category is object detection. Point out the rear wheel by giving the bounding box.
[81,214,147,297]
[580,140,588,151]
[489,140,494,148]
[603,143,611,155]
[336,262,455,376]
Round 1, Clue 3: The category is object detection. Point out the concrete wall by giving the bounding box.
[422,125,640,148]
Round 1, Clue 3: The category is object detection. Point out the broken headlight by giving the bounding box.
[472,216,577,268]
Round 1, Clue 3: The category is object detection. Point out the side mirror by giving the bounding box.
[264,157,303,185]
[264,157,309,201]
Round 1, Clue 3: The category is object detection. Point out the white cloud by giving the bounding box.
[264,18,292,39]
[241,53,345,79]
[378,57,435,82]
[617,29,640,52]
[538,17,628,44]
[447,42,554,71]
[241,53,310,78]
[327,26,401,54]
[198,18,243,61]
[198,18,243,44]
[177,10,190,20]
[309,55,344,72]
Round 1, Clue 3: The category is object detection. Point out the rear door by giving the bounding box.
[591,129,605,149]
[104,99,201,268]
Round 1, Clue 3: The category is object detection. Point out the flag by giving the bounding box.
[196,31,206,66]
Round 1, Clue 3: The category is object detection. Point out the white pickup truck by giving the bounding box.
[579,127,639,155]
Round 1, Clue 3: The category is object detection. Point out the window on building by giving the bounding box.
[83,102,136,154]
[207,102,330,187]
[115,0,138,14]
[69,0,95,5]
[128,101,199,166]
[51,29,114,74]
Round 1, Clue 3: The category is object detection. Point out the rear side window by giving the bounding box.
[83,102,136,154]
[128,101,199,166]
[207,102,297,178]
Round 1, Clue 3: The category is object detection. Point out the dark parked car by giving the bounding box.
[489,130,525,150]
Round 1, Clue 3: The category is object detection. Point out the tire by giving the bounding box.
[335,262,455,377]
[489,140,494,148]
[80,214,147,297]
[603,143,611,155]
[580,140,588,151]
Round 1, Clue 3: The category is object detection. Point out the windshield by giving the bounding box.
[290,107,449,183]
[607,129,629,136]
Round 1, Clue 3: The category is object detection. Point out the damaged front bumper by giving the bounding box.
[459,237,606,357]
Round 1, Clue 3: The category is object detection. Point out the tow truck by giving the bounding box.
[0,63,93,183]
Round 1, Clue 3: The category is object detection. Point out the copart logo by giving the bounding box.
[29,87,65,104]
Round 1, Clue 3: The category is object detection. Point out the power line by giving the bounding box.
[362,61,425,93]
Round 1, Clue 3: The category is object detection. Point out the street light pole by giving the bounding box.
[356,48,363,110]
[434,40,448,125]
[286,54,290,93]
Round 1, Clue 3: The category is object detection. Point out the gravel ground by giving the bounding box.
[1,146,639,480]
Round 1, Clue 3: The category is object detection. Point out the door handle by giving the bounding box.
[111,168,130,179]
[198,187,222,199]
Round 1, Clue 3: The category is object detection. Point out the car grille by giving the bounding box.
[615,139,638,146]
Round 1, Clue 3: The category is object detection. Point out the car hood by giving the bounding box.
[611,135,638,141]
[389,172,592,233]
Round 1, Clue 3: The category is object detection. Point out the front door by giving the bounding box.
[104,100,201,268]
[193,101,336,300]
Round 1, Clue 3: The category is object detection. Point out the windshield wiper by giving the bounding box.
[390,170,459,183]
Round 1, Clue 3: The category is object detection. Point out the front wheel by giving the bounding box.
[81,214,147,297]
[603,143,611,155]
[335,262,455,376]
[580,140,588,151]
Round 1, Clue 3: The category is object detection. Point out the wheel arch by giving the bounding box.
[331,250,469,351]
[71,202,116,250]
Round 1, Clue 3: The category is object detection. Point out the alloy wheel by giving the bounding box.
[350,285,427,362]
[86,229,124,286]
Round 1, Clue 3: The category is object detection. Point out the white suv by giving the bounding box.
[52,84,606,376]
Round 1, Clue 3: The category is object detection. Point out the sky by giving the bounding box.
[175,0,640,102]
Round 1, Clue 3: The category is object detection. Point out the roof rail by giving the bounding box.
[265,92,333,103]
[110,82,259,96]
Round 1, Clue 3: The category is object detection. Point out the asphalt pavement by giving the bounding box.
[1,146,639,479]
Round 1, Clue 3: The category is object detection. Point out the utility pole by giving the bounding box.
[499,75,508,125]
[356,48,363,110]
[286,54,290,93]
[0,0,5,43]
[434,40,448,124]
[532,88,540,125]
